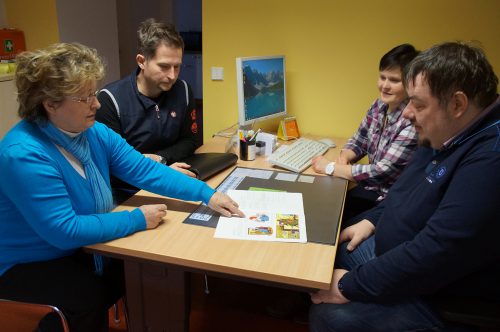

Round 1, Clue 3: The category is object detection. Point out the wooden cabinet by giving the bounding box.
[0,74,19,140]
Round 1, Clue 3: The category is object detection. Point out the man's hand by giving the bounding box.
[143,154,196,178]
[311,155,331,174]
[208,191,244,217]
[170,162,196,178]
[339,219,375,251]
[139,204,167,229]
[310,269,350,304]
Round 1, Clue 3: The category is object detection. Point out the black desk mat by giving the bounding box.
[183,167,346,245]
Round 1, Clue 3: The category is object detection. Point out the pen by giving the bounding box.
[249,128,261,142]
[239,131,246,142]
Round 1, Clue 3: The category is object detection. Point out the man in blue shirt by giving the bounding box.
[310,42,500,331]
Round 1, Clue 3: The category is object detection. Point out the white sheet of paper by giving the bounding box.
[214,190,307,243]
[275,172,298,182]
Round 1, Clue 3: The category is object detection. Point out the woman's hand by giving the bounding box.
[139,204,168,229]
[335,149,355,165]
[311,155,331,174]
[208,192,244,217]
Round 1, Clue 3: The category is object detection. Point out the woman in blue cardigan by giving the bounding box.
[0,42,243,332]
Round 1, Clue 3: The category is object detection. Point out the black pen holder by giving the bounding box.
[239,139,256,161]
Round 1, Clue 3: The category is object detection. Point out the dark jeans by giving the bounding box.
[341,185,379,228]
[309,238,471,332]
[0,251,125,332]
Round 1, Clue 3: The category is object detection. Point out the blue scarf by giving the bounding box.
[37,121,113,274]
[37,121,113,213]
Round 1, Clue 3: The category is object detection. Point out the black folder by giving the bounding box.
[181,152,238,181]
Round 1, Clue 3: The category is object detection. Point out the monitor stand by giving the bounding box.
[238,123,254,132]
[226,133,239,153]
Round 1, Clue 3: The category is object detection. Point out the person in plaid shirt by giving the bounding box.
[312,44,419,221]
[309,41,500,332]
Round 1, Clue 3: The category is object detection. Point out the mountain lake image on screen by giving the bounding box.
[236,55,287,127]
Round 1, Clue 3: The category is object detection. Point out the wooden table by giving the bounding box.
[86,135,347,332]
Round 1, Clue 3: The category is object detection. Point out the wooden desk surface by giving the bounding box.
[87,135,347,290]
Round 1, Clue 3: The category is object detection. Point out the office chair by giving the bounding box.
[112,302,121,324]
[111,297,129,325]
[0,298,70,332]
[204,274,210,294]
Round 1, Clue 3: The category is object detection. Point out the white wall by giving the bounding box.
[56,0,120,85]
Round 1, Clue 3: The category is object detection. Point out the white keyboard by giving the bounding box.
[269,138,330,173]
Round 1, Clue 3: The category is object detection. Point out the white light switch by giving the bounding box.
[211,67,224,80]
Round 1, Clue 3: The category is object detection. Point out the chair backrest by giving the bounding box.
[0,299,70,332]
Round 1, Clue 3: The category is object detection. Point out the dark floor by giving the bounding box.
[1,273,309,331]
[109,273,309,332]
[189,274,309,332]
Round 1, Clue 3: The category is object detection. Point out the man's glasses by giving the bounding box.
[69,90,98,104]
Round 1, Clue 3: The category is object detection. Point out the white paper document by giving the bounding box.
[214,190,307,243]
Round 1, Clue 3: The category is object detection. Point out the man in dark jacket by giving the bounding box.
[97,19,199,202]
[310,41,500,332]
[97,18,199,177]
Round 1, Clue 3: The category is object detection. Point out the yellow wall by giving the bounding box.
[4,0,59,50]
[203,0,500,140]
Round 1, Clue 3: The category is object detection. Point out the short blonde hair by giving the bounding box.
[15,42,105,122]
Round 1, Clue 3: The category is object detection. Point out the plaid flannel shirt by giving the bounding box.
[344,99,417,200]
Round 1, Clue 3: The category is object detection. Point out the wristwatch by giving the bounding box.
[325,162,336,176]
[158,156,167,165]
[338,278,345,294]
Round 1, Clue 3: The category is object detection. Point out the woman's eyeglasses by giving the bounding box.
[69,90,99,104]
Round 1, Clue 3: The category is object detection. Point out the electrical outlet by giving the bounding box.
[211,67,224,80]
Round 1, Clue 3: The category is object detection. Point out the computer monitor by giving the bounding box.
[236,55,287,129]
